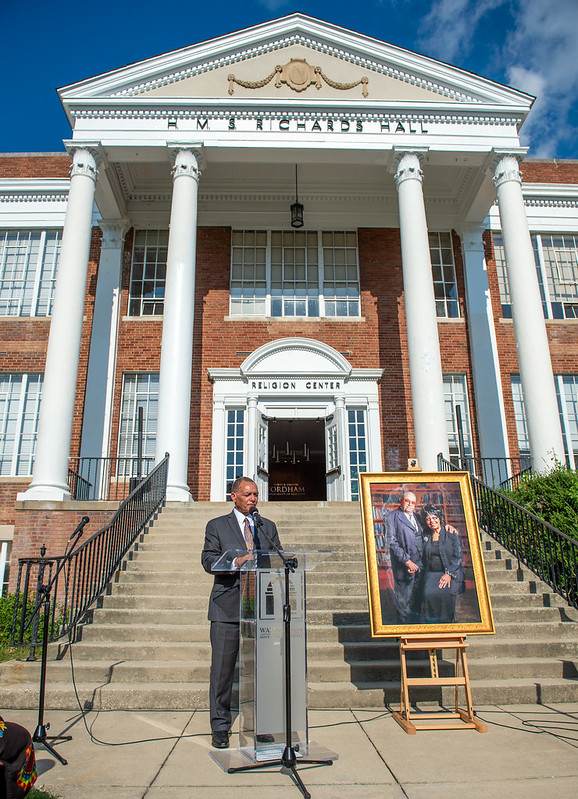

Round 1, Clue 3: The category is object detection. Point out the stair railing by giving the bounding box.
[438,454,578,608]
[11,454,169,653]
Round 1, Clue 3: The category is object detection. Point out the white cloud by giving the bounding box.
[417,0,578,157]
[418,0,505,63]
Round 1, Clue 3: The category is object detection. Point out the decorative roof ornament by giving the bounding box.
[228,58,369,97]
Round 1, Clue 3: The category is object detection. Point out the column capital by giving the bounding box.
[455,224,487,254]
[64,142,103,181]
[98,219,130,249]
[492,148,528,189]
[393,149,428,188]
[168,144,204,181]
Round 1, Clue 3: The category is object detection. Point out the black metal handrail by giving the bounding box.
[11,454,169,650]
[445,454,532,488]
[438,454,578,608]
[67,456,155,501]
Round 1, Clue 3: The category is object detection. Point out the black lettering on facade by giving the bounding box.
[356,119,363,132]
[380,121,390,132]
[395,121,406,133]
[341,120,350,132]
[256,118,263,131]
[327,119,334,131]
[297,121,306,130]
[197,118,208,130]
[311,120,322,131]
[229,118,236,130]
[279,118,290,130]
[420,121,429,133]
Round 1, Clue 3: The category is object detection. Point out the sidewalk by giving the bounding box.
[5,705,578,799]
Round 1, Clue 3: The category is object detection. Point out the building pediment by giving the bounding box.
[59,14,533,113]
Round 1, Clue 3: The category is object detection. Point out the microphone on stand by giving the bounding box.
[248,506,263,527]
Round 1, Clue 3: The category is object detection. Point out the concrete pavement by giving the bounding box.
[4,704,578,798]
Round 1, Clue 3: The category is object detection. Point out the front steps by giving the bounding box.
[2,501,577,710]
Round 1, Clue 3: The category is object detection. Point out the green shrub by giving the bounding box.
[502,462,578,543]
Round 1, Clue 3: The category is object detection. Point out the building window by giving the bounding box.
[443,374,473,458]
[230,230,360,318]
[511,373,578,467]
[0,230,61,317]
[129,230,168,316]
[510,375,530,458]
[348,409,367,502]
[0,540,10,596]
[429,232,459,318]
[226,409,244,495]
[117,373,158,473]
[0,373,42,475]
[493,233,578,320]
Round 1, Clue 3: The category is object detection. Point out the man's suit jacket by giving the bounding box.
[386,507,424,584]
[201,510,282,622]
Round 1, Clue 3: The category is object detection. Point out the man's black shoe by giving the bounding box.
[256,734,275,743]
[211,731,229,749]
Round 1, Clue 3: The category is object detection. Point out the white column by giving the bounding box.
[366,397,383,472]
[80,220,128,460]
[458,224,509,459]
[335,394,348,500]
[155,147,201,501]
[245,395,258,482]
[19,147,98,501]
[394,151,448,469]
[493,152,565,471]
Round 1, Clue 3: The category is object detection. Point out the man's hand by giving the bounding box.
[405,559,419,575]
[445,525,458,535]
[234,552,254,569]
[438,573,452,589]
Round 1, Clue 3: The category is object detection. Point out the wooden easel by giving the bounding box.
[392,634,487,734]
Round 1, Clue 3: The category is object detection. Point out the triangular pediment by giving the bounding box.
[58,14,532,111]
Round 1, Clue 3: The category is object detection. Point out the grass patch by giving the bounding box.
[28,789,62,799]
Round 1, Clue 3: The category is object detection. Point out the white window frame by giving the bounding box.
[117,373,159,473]
[229,230,361,318]
[0,373,43,475]
[510,375,530,457]
[0,230,61,317]
[225,408,245,495]
[347,408,367,502]
[128,230,168,316]
[494,232,578,320]
[429,231,459,319]
[443,374,473,458]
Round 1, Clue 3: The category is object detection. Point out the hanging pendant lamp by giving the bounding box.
[290,164,304,228]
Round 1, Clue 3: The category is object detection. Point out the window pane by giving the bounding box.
[0,230,61,317]
[129,231,167,316]
[429,232,459,319]
[0,373,42,475]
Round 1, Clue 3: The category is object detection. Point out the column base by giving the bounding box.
[17,482,72,502]
[166,484,194,503]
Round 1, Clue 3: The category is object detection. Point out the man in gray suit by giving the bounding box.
[386,490,425,624]
[201,476,282,749]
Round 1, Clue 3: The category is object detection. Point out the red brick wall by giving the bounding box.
[522,159,578,184]
[0,154,70,178]
[9,505,118,592]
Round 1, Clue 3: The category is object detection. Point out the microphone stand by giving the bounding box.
[23,516,90,765]
[227,508,333,799]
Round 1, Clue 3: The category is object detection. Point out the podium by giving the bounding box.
[209,548,337,796]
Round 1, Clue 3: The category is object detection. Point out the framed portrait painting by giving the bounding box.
[360,472,495,637]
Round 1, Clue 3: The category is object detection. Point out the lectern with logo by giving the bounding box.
[209,548,337,798]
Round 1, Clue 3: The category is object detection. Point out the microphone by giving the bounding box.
[69,516,90,541]
[248,506,263,527]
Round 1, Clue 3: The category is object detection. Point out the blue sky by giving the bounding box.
[2,0,577,158]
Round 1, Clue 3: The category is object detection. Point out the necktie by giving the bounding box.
[243,516,254,551]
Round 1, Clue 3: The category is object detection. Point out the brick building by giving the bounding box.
[1,15,578,584]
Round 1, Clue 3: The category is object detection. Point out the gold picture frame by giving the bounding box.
[360,472,494,637]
